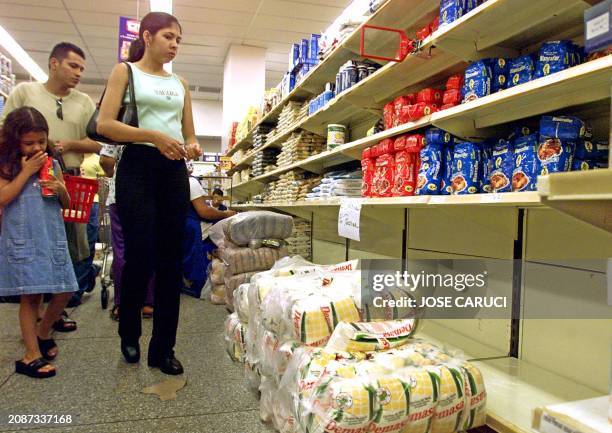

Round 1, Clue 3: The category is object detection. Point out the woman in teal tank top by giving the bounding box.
[97,12,202,375]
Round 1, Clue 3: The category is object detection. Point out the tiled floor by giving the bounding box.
[0,290,274,433]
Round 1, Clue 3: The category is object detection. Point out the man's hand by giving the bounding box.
[54,140,73,154]
[185,142,202,160]
[21,152,47,177]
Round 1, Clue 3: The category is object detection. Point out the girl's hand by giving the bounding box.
[39,174,66,195]
[185,142,202,160]
[151,131,187,160]
[21,152,47,176]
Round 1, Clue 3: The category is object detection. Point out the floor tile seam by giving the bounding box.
[0,408,261,432]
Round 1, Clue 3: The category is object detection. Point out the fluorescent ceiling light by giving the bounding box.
[0,24,47,82]
[150,0,173,73]
[150,0,172,14]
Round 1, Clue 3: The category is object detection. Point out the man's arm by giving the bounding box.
[56,138,102,155]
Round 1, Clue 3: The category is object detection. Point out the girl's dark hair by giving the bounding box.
[212,188,224,197]
[127,12,182,62]
[0,107,49,180]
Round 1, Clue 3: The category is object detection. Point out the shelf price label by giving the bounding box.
[338,198,363,241]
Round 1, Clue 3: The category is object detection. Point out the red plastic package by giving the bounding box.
[416,24,431,40]
[431,16,440,32]
[443,89,462,105]
[440,103,458,110]
[394,135,407,152]
[378,138,395,155]
[446,74,464,90]
[405,103,438,121]
[393,150,419,196]
[393,96,414,127]
[383,102,395,130]
[374,153,395,197]
[361,147,376,197]
[405,134,425,152]
[417,88,443,104]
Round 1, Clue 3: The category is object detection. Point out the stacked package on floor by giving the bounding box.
[305,169,362,200]
[252,148,280,177]
[285,218,312,260]
[277,131,326,168]
[253,125,274,149]
[210,211,293,309]
[233,257,487,433]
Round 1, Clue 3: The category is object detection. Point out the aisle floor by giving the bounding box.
[0,290,275,433]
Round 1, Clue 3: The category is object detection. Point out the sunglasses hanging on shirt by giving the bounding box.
[56,98,63,120]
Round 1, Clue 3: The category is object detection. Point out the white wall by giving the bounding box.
[192,99,223,137]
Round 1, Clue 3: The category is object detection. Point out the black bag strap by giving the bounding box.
[96,61,136,106]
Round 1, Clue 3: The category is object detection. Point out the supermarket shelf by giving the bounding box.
[472,357,603,433]
[347,0,592,109]
[230,55,611,191]
[232,192,543,210]
[433,55,612,137]
[538,169,612,233]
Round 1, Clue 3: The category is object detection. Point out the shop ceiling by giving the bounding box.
[0,0,351,97]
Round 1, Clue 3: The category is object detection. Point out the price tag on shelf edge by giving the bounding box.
[338,198,363,242]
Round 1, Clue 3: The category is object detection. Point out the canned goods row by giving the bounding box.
[335,60,380,95]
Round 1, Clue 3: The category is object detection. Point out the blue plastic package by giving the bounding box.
[440,0,465,26]
[451,141,481,195]
[426,128,455,147]
[309,34,320,61]
[463,60,492,101]
[539,116,586,140]
[535,40,572,78]
[574,140,609,160]
[537,136,575,175]
[512,134,539,192]
[489,139,515,193]
[440,144,454,195]
[480,141,494,193]
[417,142,444,195]
[508,55,534,88]
[572,159,600,171]
[508,125,531,142]
[489,58,509,92]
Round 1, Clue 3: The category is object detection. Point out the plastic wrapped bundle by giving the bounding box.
[210,258,225,285]
[326,318,419,353]
[221,245,289,276]
[222,211,294,246]
[233,283,250,323]
[225,271,258,307]
[224,313,246,362]
[210,284,226,305]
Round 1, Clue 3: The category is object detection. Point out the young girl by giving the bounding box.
[0,106,77,379]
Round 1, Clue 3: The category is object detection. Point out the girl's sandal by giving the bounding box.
[15,358,56,379]
[37,337,58,361]
[52,311,77,332]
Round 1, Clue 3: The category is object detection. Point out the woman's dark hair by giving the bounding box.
[127,12,182,62]
[0,107,50,180]
[212,188,224,197]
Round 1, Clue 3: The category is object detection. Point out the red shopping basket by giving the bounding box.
[62,175,98,223]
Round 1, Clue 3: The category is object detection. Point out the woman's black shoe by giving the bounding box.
[120,341,140,363]
[148,355,184,375]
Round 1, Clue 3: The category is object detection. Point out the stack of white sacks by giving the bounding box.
[209,211,294,309]
[224,257,488,433]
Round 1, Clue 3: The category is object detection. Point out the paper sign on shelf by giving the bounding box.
[338,198,363,241]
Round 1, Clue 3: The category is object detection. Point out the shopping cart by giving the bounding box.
[96,177,112,309]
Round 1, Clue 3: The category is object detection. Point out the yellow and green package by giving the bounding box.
[326,319,418,353]
[459,361,487,429]
[372,376,412,432]
[393,366,436,433]
[425,365,467,433]
[291,296,333,347]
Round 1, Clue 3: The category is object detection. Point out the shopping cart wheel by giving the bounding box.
[101,287,109,309]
